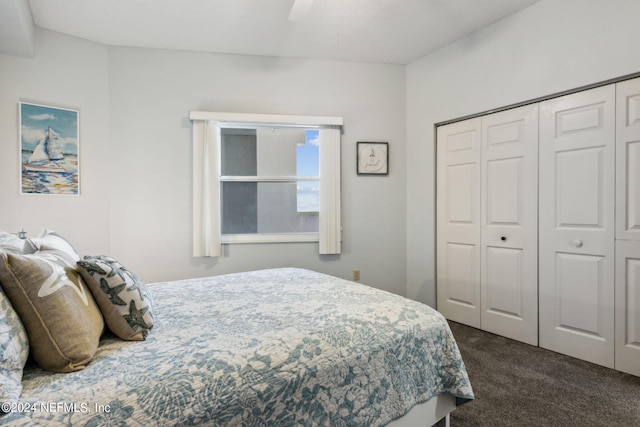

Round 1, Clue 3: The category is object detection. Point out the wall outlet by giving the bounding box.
[353,269,360,281]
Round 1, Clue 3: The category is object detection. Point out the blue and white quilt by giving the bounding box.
[3,268,473,426]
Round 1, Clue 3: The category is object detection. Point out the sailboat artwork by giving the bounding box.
[20,102,79,195]
[24,127,68,173]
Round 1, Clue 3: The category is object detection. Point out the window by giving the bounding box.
[190,112,342,256]
[220,127,320,239]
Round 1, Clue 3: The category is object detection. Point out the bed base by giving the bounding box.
[387,394,455,427]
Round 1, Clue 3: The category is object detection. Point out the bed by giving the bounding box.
[0,232,473,426]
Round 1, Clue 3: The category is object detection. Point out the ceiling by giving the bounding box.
[21,0,540,64]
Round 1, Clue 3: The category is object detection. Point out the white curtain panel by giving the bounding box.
[319,126,341,255]
[192,120,221,257]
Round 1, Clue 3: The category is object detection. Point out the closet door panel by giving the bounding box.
[485,247,523,316]
[437,118,481,327]
[556,253,605,333]
[615,77,640,376]
[486,158,521,224]
[480,104,538,345]
[445,243,478,307]
[615,240,640,376]
[616,77,640,240]
[539,85,615,368]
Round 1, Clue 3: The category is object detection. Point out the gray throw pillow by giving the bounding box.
[77,256,154,341]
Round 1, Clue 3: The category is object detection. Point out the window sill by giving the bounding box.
[221,233,319,244]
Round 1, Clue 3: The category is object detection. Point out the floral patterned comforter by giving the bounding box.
[3,268,473,426]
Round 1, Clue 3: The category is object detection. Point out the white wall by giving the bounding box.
[0,30,111,254]
[406,0,640,306]
[1,28,407,295]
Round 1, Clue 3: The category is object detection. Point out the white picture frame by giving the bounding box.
[19,102,80,195]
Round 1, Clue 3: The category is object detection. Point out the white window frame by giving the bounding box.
[190,111,343,256]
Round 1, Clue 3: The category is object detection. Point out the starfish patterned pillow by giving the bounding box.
[77,256,154,341]
[0,249,104,373]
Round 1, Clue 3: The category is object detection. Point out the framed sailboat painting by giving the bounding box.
[19,102,79,195]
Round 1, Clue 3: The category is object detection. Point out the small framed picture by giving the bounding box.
[19,102,79,195]
[357,142,388,175]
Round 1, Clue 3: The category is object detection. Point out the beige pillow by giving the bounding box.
[0,249,104,373]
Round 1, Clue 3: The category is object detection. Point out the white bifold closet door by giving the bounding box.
[437,105,539,345]
[615,77,640,377]
[437,118,482,328]
[480,105,538,346]
[539,85,616,368]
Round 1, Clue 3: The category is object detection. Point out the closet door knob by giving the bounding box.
[500,236,507,242]
[573,239,583,248]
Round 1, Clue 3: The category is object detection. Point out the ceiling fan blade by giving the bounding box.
[289,0,314,22]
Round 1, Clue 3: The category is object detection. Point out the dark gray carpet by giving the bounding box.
[448,321,640,426]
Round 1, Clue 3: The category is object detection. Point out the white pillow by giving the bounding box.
[27,229,80,261]
[0,231,26,254]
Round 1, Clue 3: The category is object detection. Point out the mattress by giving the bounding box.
[2,268,473,426]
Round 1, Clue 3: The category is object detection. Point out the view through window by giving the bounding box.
[220,127,320,237]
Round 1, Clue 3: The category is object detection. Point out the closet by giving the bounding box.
[436,104,539,346]
[436,76,640,377]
